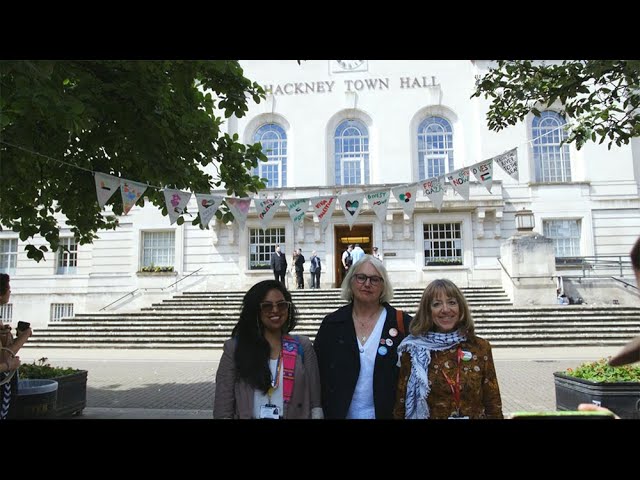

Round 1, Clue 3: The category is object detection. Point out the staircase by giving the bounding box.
[26,287,640,348]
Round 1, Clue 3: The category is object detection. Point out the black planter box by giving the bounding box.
[52,370,88,417]
[554,372,640,419]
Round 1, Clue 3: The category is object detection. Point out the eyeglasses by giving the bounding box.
[259,301,291,314]
[353,273,384,286]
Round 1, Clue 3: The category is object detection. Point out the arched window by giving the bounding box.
[418,116,454,180]
[334,119,369,185]
[253,124,287,188]
[532,111,571,182]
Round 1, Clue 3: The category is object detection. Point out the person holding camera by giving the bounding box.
[1,273,33,420]
[213,279,323,419]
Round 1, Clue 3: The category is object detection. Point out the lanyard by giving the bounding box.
[267,352,282,402]
[441,347,463,416]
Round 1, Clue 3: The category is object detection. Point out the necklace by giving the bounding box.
[353,309,380,344]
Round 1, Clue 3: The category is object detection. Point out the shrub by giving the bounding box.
[564,357,640,383]
[18,357,80,379]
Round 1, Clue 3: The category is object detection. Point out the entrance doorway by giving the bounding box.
[333,224,373,287]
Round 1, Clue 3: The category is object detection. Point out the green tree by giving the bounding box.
[472,60,640,150]
[0,60,268,261]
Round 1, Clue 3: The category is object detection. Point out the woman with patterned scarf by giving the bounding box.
[393,279,503,419]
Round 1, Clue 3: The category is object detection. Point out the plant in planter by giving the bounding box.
[139,265,174,273]
[553,357,640,419]
[18,357,88,417]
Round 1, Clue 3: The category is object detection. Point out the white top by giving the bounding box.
[252,357,284,419]
[351,246,365,264]
[346,308,388,419]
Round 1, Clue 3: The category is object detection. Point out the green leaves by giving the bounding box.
[472,60,640,151]
[0,60,267,262]
[565,357,640,383]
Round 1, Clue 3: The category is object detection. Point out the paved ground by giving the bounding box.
[17,345,621,419]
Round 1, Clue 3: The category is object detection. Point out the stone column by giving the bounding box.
[500,233,557,305]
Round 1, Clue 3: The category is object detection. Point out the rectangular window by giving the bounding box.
[423,223,463,266]
[50,303,74,322]
[0,303,12,322]
[56,238,78,275]
[249,228,285,270]
[141,231,175,268]
[0,238,18,274]
[543,219,581,257]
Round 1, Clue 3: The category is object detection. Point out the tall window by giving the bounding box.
[532,111,571,182]
[418,116,454,180]
[141,231,175,268]
[253,124,287,188]
[543,219,581,257]
[0,238,18,274]
[56,238,77,275]
[250,228,285,270]
[423,223,463,266]
[51,303,74,322]
[335,119,369,185]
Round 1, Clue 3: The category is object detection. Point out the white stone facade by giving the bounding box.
[2,60,639,327]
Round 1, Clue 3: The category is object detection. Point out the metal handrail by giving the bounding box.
[497,257,559,282]
[99,267,203,311]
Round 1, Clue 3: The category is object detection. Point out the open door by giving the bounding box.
[333,224,373,287]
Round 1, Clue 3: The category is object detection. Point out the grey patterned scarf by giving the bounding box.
[396,330,467,419]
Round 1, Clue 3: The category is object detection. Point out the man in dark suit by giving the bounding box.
[270,245,287,285]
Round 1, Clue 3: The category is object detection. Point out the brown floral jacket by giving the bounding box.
[393,336,503,419]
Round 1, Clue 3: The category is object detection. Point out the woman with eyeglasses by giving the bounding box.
[393,278,503,419]
[313,255,412,419]
[213,279,323,419]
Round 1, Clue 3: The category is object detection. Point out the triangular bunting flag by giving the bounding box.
[163,189,192,225]
[310,195,337,231]
[366,189,391,224]
[493,148,519,181]
[94,172,121,208]
[195,194,224,228]
[225,197,252,231]
[120,179,148,215]
[339,192,365,229]
[446,167,471,200]
[391,184,418,217]
[470,159,494,193]
[421,176,445,211]
[284,198,309,226]
[255,196,281,231]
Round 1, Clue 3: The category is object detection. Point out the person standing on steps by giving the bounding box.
[309,251,321,289]
[270,245,287,286]
[294,248,305,289]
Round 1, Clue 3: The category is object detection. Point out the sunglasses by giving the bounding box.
[259,301,291,314]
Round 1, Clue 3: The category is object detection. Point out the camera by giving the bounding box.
[16,321,30,333]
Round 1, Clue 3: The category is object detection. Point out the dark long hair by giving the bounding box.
[0,273,9,298]
[232,280,298,393]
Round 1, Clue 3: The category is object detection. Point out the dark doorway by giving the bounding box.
[333,224,373,287]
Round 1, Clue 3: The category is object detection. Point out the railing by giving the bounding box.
[496,258,559,283]
[556,256,634,278]
[99,267,203,311]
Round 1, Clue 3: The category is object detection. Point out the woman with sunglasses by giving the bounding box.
[213,279,323,419]
[314,255,412,419]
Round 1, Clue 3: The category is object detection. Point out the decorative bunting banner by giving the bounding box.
[494,148,519,181]
[446,167,470,200]
[470,159,494,193]
[422,176,445,211]
[255,196,281,231]
[163,189,192,225]
[391,184,418,217]
[195,194,224,228]
[366,189,391,223]
[225,197,252,231]
[120,179,148,215]
[284,198,309,226]
[94,172,121,208]
[310,195,337,231]
[339,192,365,229]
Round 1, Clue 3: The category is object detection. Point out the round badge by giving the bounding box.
[385,338,393,347]
[377,346,388,356]
[462,350,473,361]
[380,339,386,345]
[389,328,398,337]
